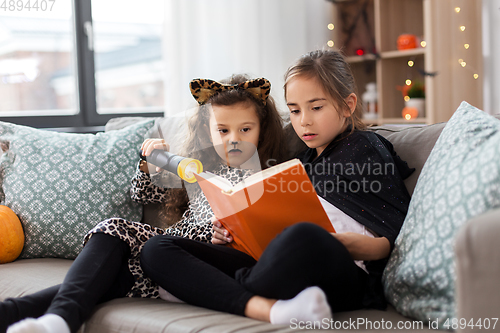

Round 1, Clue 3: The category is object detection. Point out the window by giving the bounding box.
[0,1,77,117]
[0,0,164,129]
[92,0,164,115]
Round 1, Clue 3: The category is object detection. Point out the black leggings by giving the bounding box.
[140,222,368,317]
[0,233,135,333]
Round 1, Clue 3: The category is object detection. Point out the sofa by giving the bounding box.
[1,102,499,333]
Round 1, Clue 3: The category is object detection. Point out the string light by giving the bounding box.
[455,3,478,78]
[420,41,427,48]
[402,57,416,105]
[326,22,334,50]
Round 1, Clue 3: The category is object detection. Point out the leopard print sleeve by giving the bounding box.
[130,162,170,204]
[163,208,214,243]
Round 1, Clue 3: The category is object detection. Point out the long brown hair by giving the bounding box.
[284,49,366,132]
[162,74,287,226]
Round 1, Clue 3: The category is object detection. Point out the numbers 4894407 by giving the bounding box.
[1,0,56,11]
[443,318,498,330]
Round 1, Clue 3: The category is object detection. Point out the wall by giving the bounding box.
[163,0,333,116]
[482,0,500,115]
[163,0,499,117]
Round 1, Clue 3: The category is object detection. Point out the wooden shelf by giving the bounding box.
[380,48,426,59]
[345,54,377,63]
[331,0,483,125]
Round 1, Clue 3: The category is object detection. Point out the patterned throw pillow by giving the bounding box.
[0,119,155,259]
[382,102,500,328]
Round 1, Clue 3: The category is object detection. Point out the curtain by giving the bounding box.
[481,0,500,115]
[163,0,333,116]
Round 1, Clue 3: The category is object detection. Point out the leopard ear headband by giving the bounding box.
[189,77,271,106]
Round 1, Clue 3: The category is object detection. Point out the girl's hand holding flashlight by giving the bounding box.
[140,139,170,173]
[139,140,203,182]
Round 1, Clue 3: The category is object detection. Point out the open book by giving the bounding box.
[194,159,335,260]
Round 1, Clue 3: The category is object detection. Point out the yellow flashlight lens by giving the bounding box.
[177,158,203,183]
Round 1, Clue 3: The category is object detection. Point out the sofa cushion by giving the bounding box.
[105,112,192,155]
[0,258,71,300]
[86,298,436,333]
[0,120,155,259]
[382,102,500,328]
[0,259,435,333]
[369,123,446,196]
[455,207,500,326]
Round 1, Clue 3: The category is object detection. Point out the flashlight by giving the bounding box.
[139,150,203,183]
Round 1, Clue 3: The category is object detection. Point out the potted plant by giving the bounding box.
[406,81,425,99]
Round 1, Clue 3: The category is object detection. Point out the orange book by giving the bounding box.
[194,159,335,260]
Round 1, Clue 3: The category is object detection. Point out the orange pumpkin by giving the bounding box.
[0,205,24,264]
[397,34,418,50]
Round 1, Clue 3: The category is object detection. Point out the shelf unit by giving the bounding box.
[330,0,483,125]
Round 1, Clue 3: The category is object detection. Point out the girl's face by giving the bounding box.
[286,75,356,157]
[209,101,261,168]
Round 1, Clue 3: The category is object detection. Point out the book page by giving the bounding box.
[195,171,233,192]
[231,159,301,193]
[196,159,301,195]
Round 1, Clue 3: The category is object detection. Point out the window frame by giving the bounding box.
[0,0,164,129]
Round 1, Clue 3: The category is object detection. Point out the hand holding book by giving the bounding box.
[211,217,233,245]
[195,159,336,260]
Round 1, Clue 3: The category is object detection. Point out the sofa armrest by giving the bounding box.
[455,207,500,332]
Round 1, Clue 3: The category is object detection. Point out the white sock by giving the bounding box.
[7,314,70,333]
[158,287,184,303]
[7,318,48,333]
[269,286,332,325]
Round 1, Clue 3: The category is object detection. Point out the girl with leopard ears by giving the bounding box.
[159,73,288,226]
[181,74,287,172]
